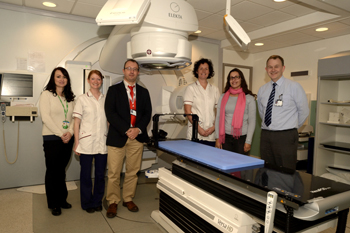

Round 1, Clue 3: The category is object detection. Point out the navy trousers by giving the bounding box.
[79,153,107,210]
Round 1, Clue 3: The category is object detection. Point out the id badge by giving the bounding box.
[130,109,137,116]
[62,120,69,129]
[275,94,283,107]
[275,99,283,107]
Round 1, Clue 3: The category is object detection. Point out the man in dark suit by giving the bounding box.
[104,59,152,218]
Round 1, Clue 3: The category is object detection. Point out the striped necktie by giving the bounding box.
[264,83,276,127]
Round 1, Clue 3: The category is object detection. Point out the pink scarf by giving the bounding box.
[219,87,246,144]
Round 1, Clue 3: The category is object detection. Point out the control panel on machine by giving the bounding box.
[1,102,6,123]
[265,191,278,233]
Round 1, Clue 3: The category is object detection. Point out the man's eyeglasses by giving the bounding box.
[124,67,139,72]
[230,76,241,80]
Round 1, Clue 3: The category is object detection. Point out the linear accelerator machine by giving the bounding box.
[150,115,350,233]
[35,0,248,170]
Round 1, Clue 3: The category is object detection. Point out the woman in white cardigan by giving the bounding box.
[39,67,75,216]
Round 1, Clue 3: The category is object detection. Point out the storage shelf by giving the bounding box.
[320,75,350,81]
[314,54,350,176]
[320,102,350,106]
[319,122,350,127]
[318,145,350,155]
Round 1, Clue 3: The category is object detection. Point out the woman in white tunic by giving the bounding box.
[184,58,220,147]
[73,70,108,213]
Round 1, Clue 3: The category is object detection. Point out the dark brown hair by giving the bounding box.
[224,68,256,97]
[45,67,75,102]
[192,58,215,79]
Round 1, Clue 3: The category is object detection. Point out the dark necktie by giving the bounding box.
[264,83,276,127]
[128,85,136,127]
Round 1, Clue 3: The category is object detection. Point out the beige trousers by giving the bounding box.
[106,139,143,205]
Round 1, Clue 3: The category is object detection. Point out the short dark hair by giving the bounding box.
[124,59,139,70]
[266,55,284,66]
[88,70,104,80]
[45,67,75,102]
[224,68,256,97]
[192,58,215,79]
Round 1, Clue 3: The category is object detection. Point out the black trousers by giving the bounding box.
[222,134,248,155]
[260,129,298,170]
[43,138,73,209]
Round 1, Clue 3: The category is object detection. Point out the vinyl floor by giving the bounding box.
[0,172,349,233]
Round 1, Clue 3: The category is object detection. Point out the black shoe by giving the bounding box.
[61,202,72,209]
[52,207,61,216]
[94,206,103,212]
[86,208,95,213]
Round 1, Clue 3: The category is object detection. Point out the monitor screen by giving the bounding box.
[0,73,33,97]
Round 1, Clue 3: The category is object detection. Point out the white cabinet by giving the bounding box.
[314,52,350,176]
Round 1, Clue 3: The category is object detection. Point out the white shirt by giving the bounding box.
[73,91,108,154]
[183,81,220,141]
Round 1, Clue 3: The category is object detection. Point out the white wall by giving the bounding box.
[224,35,350,100]
[177,39,221,88]
[252,34,350,100]
[0,8,109,189]
[0,8,221,189]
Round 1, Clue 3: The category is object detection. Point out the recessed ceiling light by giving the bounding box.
[316,27,328,32]
[255,43,264,46]
[43,2,57,7]
[194,30,201,34]
[274,0,286,2]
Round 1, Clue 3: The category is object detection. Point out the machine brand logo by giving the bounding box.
[170,2,180,12]
[310,187,331,193]
[217,218,234,232]
[169,2,182,19]
[168,13,182,19]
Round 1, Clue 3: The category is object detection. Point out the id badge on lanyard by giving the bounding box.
[275,94,283,107]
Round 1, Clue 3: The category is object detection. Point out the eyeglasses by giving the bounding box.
[124,67,139,72]
[230,76,241,80]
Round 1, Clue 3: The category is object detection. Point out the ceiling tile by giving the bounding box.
[248,0,294,10]
[340,17,350,26]
[239,21,264,32]
[185,0,226,14]
[0,0,22,5]
[279,4,316,17]
[203,30,229,40]
[71,2,102,18]
[316,27,350,39]
[195,9,212,21]
[230,1,274,21]
[77,0,107,6]
[298,22,350,37]
[24,0,75,14]
[2,0,350,53]
[192,26,218,37]
[247,11,296,27]
[282,35,322,47]
[267,32,321,44]
[198,14,225,30]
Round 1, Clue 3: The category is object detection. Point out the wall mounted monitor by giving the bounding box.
[0,73,33,97]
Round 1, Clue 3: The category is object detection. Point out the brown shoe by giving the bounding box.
[122,201,139,212]
[106,203,118,218]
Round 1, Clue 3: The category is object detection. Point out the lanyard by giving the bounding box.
[57,95,68,121]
